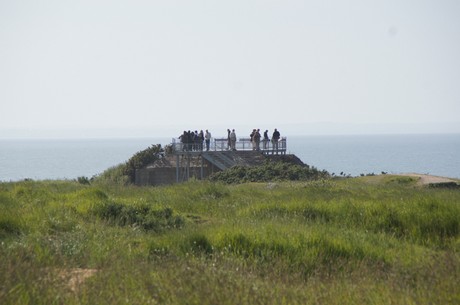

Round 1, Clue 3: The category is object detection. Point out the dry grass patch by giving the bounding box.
[44,268,98,293]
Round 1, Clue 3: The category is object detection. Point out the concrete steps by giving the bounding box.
[202,152,236,170]
[202,151,266,170]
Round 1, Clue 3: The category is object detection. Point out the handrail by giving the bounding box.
[171,137,287,154]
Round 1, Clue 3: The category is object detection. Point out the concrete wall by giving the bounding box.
[135,161,221,186]
[135,167,177,186]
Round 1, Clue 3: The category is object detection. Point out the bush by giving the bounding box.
[77,176,91,185]
[0,217,23,239]
[90,201,184,232]
[181,233,214,256]
[209,161,330,184]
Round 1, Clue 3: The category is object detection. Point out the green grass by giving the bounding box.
[0,176,459,304]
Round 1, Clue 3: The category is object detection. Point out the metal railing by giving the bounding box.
[171,137,287,154]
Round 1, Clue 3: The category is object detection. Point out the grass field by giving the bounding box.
[1,176,459,304]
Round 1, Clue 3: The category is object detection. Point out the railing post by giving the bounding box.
[176,154,179,183]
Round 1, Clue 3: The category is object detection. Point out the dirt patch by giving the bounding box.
[398,173,459,186]
[63,268,97,292]
[44,268,98,292]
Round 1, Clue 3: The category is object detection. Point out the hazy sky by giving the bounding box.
[1,0,459,138]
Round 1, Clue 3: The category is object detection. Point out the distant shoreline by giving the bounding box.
[1,131,459,141]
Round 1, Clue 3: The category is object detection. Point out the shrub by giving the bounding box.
[209,161,330,184]
[90,202,184,232]
[181,234,214,256]
[0,217,23,239]
[77,176,91,185]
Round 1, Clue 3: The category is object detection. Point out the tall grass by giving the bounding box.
[0,176,459,304]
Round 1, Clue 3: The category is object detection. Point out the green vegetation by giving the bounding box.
[1,177,459,304]
[94,144,164,185]
[209,161,330,184]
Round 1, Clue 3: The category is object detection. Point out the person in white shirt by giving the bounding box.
[205,130,211,151]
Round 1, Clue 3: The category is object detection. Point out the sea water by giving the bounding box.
[0,134,459,181]
[0,138,170,181]
[288,134,459,178]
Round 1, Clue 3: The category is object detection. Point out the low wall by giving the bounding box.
[135,168,177,186]
[135,163,220,186]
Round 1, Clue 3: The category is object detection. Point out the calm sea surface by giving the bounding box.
[0,134,459,181]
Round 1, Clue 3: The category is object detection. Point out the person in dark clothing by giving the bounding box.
[186,131,191,151]
[198,130,204,151]
[179,131,187,151]
[192,131,198,151]
[230,129,237,150]
[272,128,280,154]
[263,130,270,150]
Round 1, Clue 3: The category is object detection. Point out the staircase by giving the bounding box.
[202,151,266,171]
[201,151,237,170]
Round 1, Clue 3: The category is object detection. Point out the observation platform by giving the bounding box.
[135,137,296,185]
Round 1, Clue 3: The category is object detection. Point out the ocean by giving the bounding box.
[0,134,459,181]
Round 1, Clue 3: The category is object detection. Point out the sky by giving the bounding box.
[1,0,459,139]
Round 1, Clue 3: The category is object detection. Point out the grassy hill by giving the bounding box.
[1,176,459,304]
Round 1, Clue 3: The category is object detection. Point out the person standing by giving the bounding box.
[198,130,204,151]
[227,129,231,150]
[254,129,261,151]
[230,129,237,151]
[272,128,280,154]
[193,131,199,151]
[250,129,256,150]
[179,130,188,151]
[263,130,270,150]
[205,130,211,151]
[186,130,192,151]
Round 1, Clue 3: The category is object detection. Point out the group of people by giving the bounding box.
[226,129,237,150]
[179,129,212,151]
[226,128,281,151]
[248,128,281,151]
[178,128,281,152]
